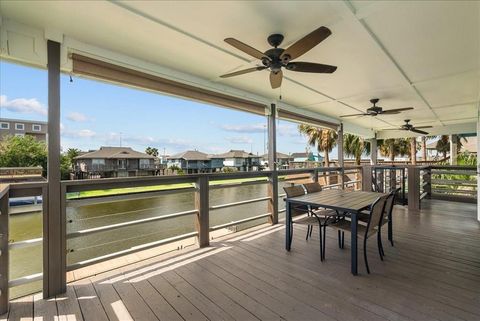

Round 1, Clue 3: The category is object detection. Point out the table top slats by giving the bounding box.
[285,190,385,213]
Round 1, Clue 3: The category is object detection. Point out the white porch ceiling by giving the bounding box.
[0,0,479,138]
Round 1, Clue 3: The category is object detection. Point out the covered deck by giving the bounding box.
[3,199,479,321]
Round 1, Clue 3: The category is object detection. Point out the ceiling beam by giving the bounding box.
[337,0,444,127]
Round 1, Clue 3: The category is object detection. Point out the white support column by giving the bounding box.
[477,101,480,222]
[267,103,278,224]
[370,134,378,165]
[449,134,458,165]
[337,123,344,188]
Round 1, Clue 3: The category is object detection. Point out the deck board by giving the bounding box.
[4,199,480,321]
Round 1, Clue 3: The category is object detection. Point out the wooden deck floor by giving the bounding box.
[2,199,480,321]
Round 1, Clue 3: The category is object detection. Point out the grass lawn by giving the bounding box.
[67,176,273,200]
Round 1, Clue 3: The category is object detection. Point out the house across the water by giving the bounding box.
[260,152,294,169]
[215,150,261,171]
[73,146,156,179]
[167,150,224,174]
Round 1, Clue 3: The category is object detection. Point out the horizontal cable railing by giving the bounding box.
[1,181,47,307]
[429,165,477,202]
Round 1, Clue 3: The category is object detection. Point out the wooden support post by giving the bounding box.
[194,175,209,247]
[0,187,9,315]
[370,136,377,165]
[337,123,344,189]
[267,103,278,224]
[408,167,421,211]
[361,165,373,192]
[45,40,66,298]
[424,168,432,198]
[450,134,458,165]
[310,169,319,183]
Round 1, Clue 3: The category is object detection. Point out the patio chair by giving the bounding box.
[358,187,399,253]
[329,194,389,274]
[302,182,342,260]
[283,185,337,260]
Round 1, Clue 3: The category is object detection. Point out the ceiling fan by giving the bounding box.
[340,98,414,118]
[220,26,337,89]
[383,119,432,135]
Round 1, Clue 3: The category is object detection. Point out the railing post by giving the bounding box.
[424,167,432,198]
[361,165,373,192]
[268,172,279,224]
[45,40,66,298]
[0,186,9,315]
[408,166,421,211]
[310,169,318,183]
[194,175,209,247]
[267,103,278,225]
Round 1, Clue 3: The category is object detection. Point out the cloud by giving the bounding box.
[105,132,192,150]
[61,126,96,138]
[221,123,265,133]
[0,95,47,116]
[225,136,253,144]
[277,124,301,137]
[67,112,91,122]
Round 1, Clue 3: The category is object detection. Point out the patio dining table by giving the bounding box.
[285,189,385,275]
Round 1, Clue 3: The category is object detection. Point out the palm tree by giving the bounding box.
[378,138,410,162]
[410,137,418,165]
[298,124,337,167]
[436,135,449,159]
[435,135,468,161]
[343,133,370,165]
[66,148,81,168]
[298,125,338,185]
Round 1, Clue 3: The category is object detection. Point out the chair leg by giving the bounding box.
[322,224,327,260]
[289,222,294,248]
[337,230,342,249]
[310,225,313,237]
[377,231,384,261]
[379,229,385,257]
[364,238,370,274]
[306,225,311,240]
[319,223,324,261]
[341,231,345,249]
[388,216,394,246]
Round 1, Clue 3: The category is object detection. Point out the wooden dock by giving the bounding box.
[2,199,480,321]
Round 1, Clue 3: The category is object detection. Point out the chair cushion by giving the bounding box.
[311,208,339,217]
[329,219,368,237]
[293,216,325,225]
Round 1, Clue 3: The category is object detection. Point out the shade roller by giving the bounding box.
[277,109,338,130]
[71,54,267,115]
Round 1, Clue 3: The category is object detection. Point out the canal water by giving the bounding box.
[9,182,290,298]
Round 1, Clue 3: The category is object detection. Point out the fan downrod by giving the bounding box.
[267,34,284,48]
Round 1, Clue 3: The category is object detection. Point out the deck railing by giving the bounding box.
[429,165,477,203]
[13,164,478,314]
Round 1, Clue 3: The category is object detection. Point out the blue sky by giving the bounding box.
[0,60,331,157]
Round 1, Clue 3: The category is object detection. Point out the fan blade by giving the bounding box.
[281,26,332,61]
[381,107,414,114]
[270,70,283,89]
[224,38,270,61]
[414,126,433,129]
[220,67,267,78]
[286,62,337,73]
[411,129,429,135]
[340,113,369,118]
